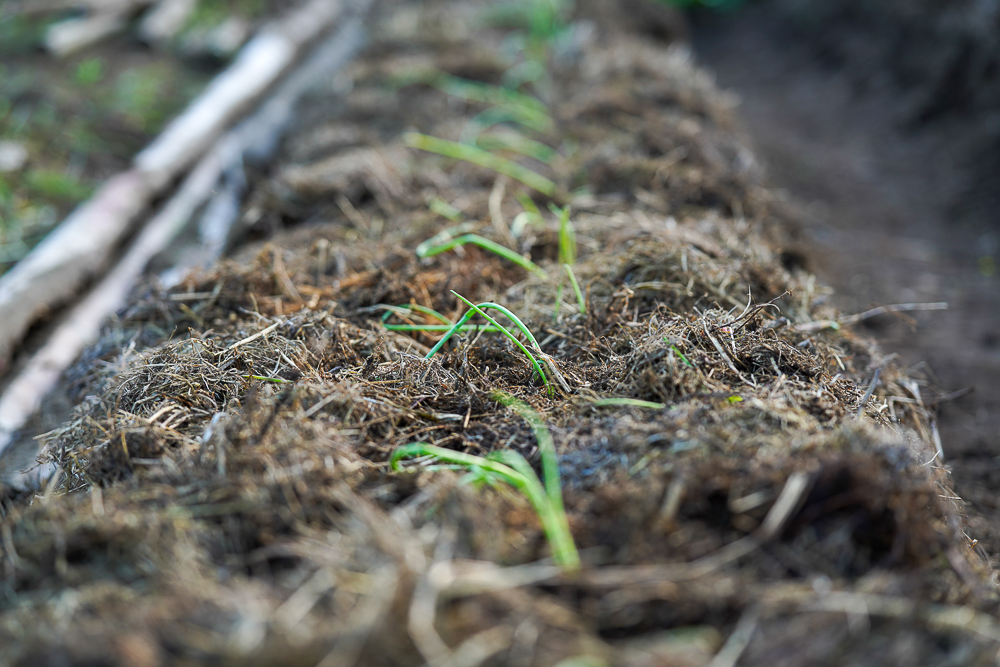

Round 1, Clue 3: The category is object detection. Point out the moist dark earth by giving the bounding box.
[1,1,1000,666]
[692,1,1000,561]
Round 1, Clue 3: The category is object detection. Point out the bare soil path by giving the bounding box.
[693,5,1000,559]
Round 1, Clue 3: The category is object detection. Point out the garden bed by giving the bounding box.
[1,1,996,665]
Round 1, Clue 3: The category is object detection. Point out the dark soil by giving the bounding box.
[1,2,999,666]
[692,0,1000,561]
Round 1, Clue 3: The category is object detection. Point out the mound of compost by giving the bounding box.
[1,2,996,665]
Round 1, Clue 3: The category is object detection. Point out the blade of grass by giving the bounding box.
[428,72,549,114]
[490,391,562,512]
[391,442,579,571]
[414,221,480,257]
[461,104,554,138]
[401,303,452,325]
[384,323,498,332]
[475,132,557,164]
[511,210,544,238]
[563,264,585,314]
[386,324,498,332]
[516,192,542,216]
[512,192,544,237]
[452,293,551,395]
[404,132,556,196]
[429,197,463,222]
[248,375,290,384]
[551,203,576,265]
[417,233,546,277]
[379,303,498,334]
[490,390,577,570]
[489,450,578,570]
[665,341,694,368]
[452,294,543,351]
[391,443,518,478]
[378,304,450,325]
[422,298,545,380]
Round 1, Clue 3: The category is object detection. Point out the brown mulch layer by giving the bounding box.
[2,1,996,665]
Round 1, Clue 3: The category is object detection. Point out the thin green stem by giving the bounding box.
[474,132,557,164]
[417,233,546,277]
[414,222,481,257]
[666,342,694,368]
[404,132,556,196]
[552,203,576,266]
[490,391,563,514]
[429,197,463,222]
[383,323,498,333]
[563,264,585,314]
[391,442,579,571]
[452,293,551,395]
[248,375,289,384]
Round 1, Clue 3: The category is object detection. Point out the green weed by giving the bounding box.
[404,132,556,196]
[390,390,579,571]
[428,197,463,222]
[474,131,556,164]
[380,304,498,334]
[563,264,586,314]
[424,292,552,395]
[417,231,545,277]
[665,341,694,368]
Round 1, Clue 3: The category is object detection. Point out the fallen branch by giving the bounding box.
[0,3,372,482]
[0,0,357,375]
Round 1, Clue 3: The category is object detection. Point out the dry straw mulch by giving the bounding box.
[2,1,997,665]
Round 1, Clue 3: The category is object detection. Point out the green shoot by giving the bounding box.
[490,391,562,513]
[415,222,480,257]
[404,132,556,196]
[248,375,289,384]
[591,398,665,409]
[385,324,498,332]
[417,232,546,277]
[460,104,553,139]
[397,303,451,325]
[512,192,545,238]
[429,197,463,222]
[550,203,576,266]
[454,294,552,396]
[424,293,551,395]
[424,71,549,116]
[475,131,557,164]
[512,211,544,238]
[665,341,694,368]
[563,264,586,314]
[390,441,579,571]
[483,0,573,45]
[517,192,542,216]
[379,304,498,334]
